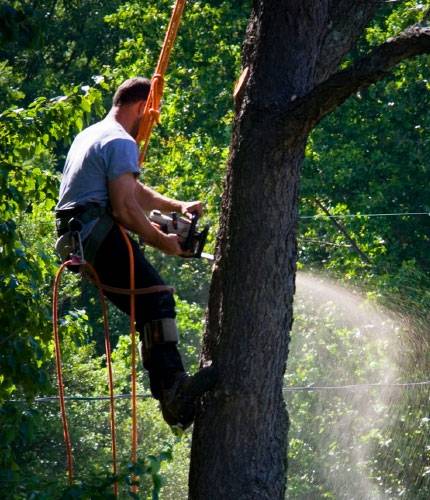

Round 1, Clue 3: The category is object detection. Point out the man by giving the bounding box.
[55,77,216,429]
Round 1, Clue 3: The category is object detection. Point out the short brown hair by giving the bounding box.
[112,77,151,106]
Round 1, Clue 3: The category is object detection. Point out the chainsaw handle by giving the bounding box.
[180,212,198,252]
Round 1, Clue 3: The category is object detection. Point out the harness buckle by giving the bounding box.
[68,218,86,265]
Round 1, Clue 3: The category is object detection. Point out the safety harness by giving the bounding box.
[54,208,180,352]
[55,204,114,265]
[54,205,178,347]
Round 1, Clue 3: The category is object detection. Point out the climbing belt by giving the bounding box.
[53,0,188,494]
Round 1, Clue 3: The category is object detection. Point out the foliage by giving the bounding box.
[292,5,430,495]
[0,0,123,106]
[0,0,429,498]
[0,85,107,488]
[0,85,105,401]
[300,0,430,310]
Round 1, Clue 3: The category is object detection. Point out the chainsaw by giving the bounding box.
[149,210,213,260]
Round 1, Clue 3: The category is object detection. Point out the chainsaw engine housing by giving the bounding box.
[149,210,209,258]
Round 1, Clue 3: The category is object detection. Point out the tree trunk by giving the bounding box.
[189,1,430,498]
[189,3,315,497]
[189,121,306,499]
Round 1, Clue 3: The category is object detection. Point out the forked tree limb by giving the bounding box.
[312,198,371,264]
[314,0,381,84]
[286,25,430,130]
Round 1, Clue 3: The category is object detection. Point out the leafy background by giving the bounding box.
[0,0,429,498]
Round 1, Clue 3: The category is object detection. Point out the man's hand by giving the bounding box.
[109,174,197,257]
[158,233,184,256]
[180,200,203,219]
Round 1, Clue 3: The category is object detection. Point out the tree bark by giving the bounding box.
[189,2,430,499]
[189,3,317,498]
[190,119,305,500]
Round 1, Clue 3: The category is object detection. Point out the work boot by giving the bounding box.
[160,366,218,429]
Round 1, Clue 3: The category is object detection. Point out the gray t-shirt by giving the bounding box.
[56,116,140,238]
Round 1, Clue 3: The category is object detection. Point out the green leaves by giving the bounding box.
[0,82,109,488]
[124,445,173,499]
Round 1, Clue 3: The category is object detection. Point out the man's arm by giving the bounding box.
[108,173,183,256]
[135,182,203,218]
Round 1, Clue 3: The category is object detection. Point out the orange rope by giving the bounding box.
[136,0,187,164]
[53,247,174,493]
[53,260,118,495]
[84,262,118,496]
[53,262,74,485]
[118,225,138,493]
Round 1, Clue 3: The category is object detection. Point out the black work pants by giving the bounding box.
[92,224,184,398]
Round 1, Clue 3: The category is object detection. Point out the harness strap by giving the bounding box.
[141,318,179,364]
[55,206,114,265]
[55,204,108,235]
[82,277,174,296]
[82,213,114,264]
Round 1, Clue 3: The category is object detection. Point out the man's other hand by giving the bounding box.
[159,233,184,256]
[180,201,203,218]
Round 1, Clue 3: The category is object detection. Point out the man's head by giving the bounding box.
[112,77,151,107]
[112,77,151,138]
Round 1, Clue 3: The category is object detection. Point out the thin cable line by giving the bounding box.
[299,237,353,248]
[8,381,430,404]
[31,211,430,229]
[283,380,430,392]
[300,211,429,219]
[9,394,152,403]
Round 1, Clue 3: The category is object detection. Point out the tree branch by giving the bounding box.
[312,198,371,264]
[287,25,430,130]
[314,0,380,85]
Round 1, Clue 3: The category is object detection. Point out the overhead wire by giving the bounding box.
[28,394,152,402]
[8,379,430,405]
[299,237,353,248]
[35,210,430,233]
[283,380,430,392]
[300,211,429,219]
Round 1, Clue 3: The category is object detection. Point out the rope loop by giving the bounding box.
[52,260,118,495]
[149,108,161,123]
[152,73,165,87]
[149,73,164,124]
